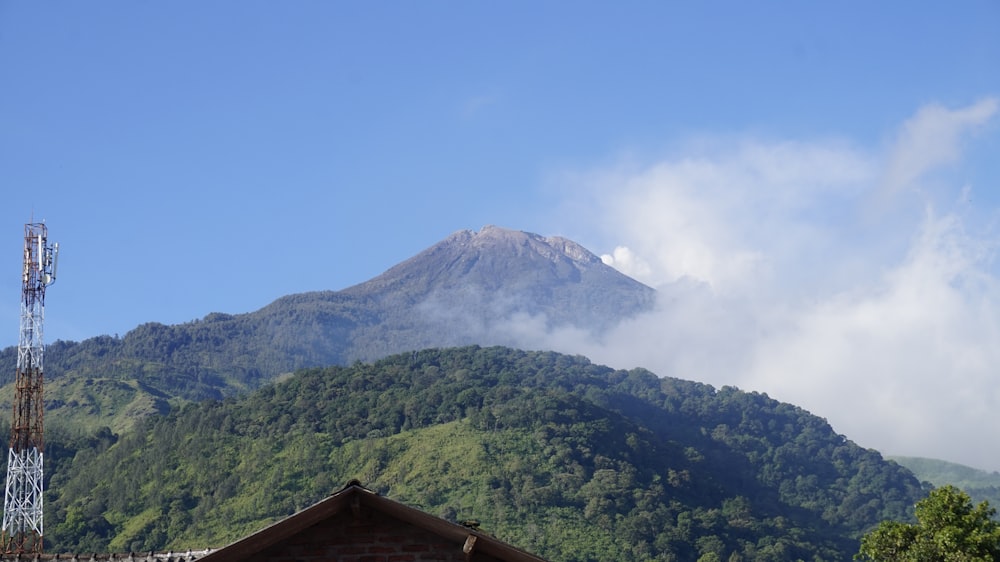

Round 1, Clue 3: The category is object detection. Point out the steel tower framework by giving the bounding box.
[2,223,57,554]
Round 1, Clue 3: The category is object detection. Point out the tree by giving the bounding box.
[857,485,1000,561]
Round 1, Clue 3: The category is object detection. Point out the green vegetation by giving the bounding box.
[36,346,923,561]
[891,457,1000,513]
[857,485,1000,561]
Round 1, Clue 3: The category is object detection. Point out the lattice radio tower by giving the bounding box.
[2,222,57,554]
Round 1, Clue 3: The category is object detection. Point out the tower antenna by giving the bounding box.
[2,222,57,554]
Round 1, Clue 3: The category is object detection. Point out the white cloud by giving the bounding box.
[882,97,998,198]
[541,98,1000,470]
[745,210,1000,466]
[600,246,652,282]
[582,140,876,297]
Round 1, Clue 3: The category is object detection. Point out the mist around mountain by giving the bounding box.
[40,346,924,561]
[0,226,655,432]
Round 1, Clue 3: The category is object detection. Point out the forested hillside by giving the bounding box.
[40,346,924,561]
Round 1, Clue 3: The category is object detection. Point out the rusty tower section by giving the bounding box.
[2,223,57,554]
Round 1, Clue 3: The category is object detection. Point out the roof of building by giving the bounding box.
[196,480,546,562]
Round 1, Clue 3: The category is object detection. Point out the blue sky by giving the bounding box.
[2,2,1000,467]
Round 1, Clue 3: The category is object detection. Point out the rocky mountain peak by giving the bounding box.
[337,226,655,345]
[449,225,603,266]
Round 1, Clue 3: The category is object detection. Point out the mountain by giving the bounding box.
[891,456,1000,510]
[0,226,655,432]
[43,346,925,561]
[336,225,655,356]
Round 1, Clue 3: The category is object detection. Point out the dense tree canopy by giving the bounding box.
[857,485,1000,561]
[32,346,924,561]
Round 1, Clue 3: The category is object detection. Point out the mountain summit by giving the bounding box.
[10,226,656,424]
[356,225,609,293]
[272,225,655,364]
[343,225,654,333]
